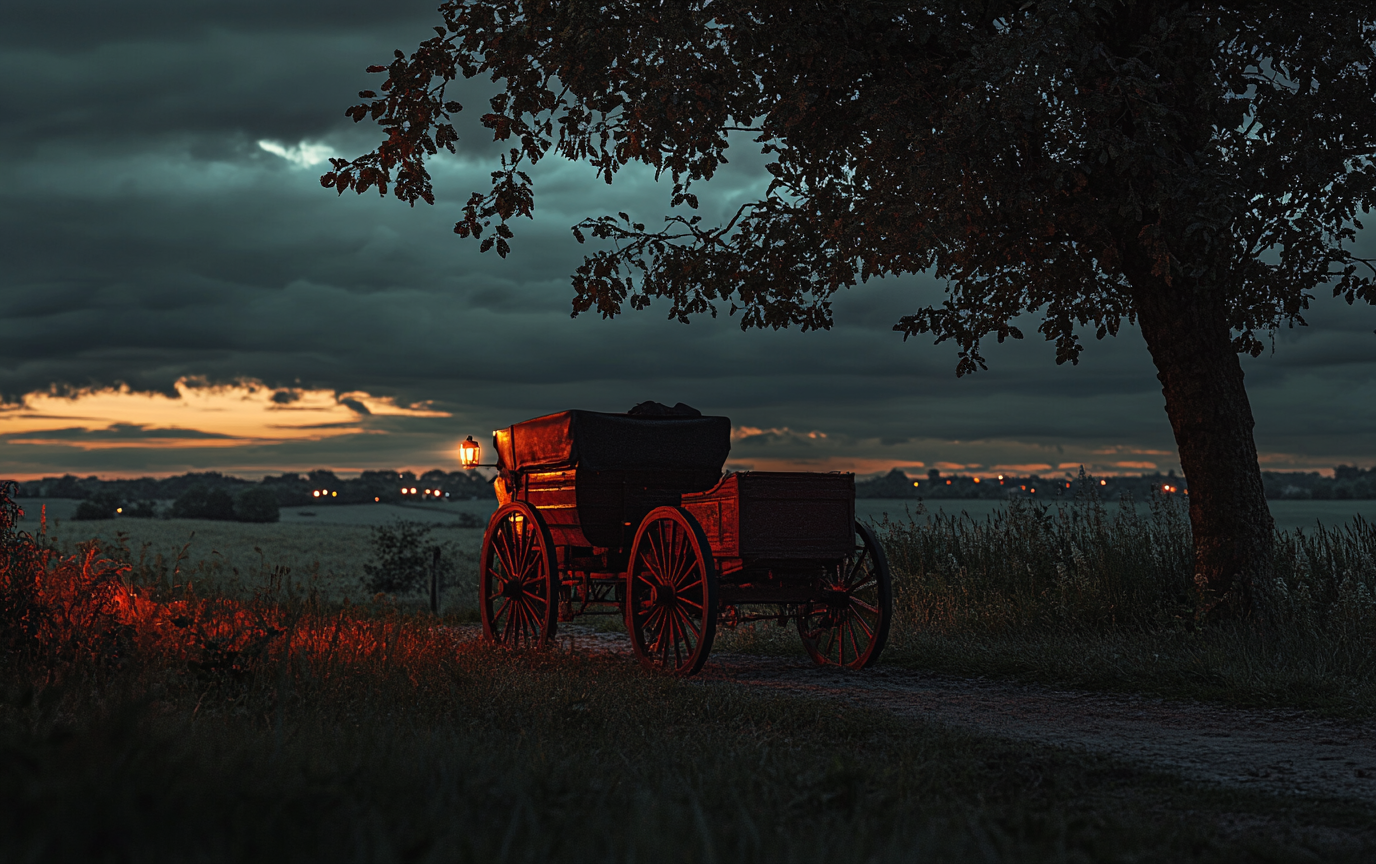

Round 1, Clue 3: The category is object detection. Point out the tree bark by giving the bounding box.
[1126,269,1275,619]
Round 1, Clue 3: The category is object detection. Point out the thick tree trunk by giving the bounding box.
[1127,272,1274,619]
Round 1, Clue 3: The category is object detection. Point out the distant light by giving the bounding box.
[913,481,919,487]
[313,490,320,497]
[945,480,951,485]
[331,491,337,497]
[374,497,380,502]
[1031,488,1036,493]
[973,477,980,483]
[998,475,1004,481]
[411,487,417,494]
[115,507,123,513]
[1100,480,1107,486]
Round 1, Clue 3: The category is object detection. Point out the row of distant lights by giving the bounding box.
[402,487,447,498]
[310,487,449,499]
[911,477,1182,495]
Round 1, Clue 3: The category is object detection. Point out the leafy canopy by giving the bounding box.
[323,1,1376,374]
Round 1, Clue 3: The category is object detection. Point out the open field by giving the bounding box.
[5,599,1374,862]
[18,494,1376,533]
[854,497,1376,533]
[19,501,487,610]
[17,493,1376,717]
[5,490,1376,861]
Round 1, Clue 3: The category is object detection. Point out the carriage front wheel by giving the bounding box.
[480,501,558,648]
[626,507,719,676]
[797,521,892,669]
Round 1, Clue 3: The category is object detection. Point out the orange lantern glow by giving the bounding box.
[459,435,482,469]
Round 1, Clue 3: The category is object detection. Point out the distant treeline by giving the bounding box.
[856,465,1376,501]
[13,469,496,509]
[12,463,1374,508]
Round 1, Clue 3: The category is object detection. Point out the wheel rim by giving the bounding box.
[480,503,555,648]
[798,521,891,669]
[627,508,717,676]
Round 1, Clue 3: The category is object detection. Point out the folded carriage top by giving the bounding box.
[493,410,732,474]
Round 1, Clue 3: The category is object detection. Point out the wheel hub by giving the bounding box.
[651,582,676,605]
[501,578,525,599]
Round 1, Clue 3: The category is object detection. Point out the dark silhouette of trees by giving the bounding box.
[323,2,1376,617]
[170,486,237,521]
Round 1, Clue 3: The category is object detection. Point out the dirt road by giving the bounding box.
[546,625,1376,804]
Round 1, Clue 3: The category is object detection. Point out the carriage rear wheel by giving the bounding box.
[797,521,892,669]
[626,507,718,676]
[480,501,558,648]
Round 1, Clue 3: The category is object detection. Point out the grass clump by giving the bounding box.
[878,480,1376,716]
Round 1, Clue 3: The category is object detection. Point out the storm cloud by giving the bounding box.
[1,2,1373,478]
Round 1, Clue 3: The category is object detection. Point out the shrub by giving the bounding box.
[122,499,159,518]
[170,485,236,521]
[234,488,280,523]
[73,492,121,521]
[364,520,452,595]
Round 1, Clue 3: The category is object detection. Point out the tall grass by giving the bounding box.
[877,482,1376,715]
[12,485,1338,863]
[7,483,1374,860]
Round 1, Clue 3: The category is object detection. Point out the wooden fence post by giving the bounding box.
[429,545,441,614]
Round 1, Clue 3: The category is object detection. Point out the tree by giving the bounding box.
[234,488,281,524]
[171,486,236,521]
[323,2,1376,616]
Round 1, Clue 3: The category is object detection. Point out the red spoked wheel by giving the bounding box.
[480,501,558,648]
[797,521,892,669]
[626,507,718,676]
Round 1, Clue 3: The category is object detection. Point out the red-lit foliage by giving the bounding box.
[0,482,465,692]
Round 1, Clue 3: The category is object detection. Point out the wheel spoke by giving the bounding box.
[845,547,870,587]
[849,596,880,616]
[669,612,684,668]
[836,613,858,660]
[674,604,701,642]
[501,597,517,643]
[493,528,516,583]
[493,596,512,627]
[850,607,876,639]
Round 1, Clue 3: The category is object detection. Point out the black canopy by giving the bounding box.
[493,410,731,473]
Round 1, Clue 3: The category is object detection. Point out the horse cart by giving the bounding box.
[477,407,892,676]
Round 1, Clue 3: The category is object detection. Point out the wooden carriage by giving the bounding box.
[479,408,891,675]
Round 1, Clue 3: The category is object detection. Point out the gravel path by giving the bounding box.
[544,625,1376,804]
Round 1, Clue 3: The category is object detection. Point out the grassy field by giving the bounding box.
[5,487,1376,861]
[5,606,1373,862]
[875,495,1376,718]
[34,512,487,610]
[24,490,1376,717]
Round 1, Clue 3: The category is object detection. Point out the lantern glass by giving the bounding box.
[459,435,482,469]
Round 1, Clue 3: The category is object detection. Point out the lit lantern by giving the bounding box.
[459,435,483,469]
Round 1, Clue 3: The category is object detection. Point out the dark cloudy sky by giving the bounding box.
[1,2,1373,480]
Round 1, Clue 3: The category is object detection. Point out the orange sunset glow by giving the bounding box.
[0,379,450,450]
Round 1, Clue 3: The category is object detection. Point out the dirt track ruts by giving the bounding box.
[539,625,1376,804]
